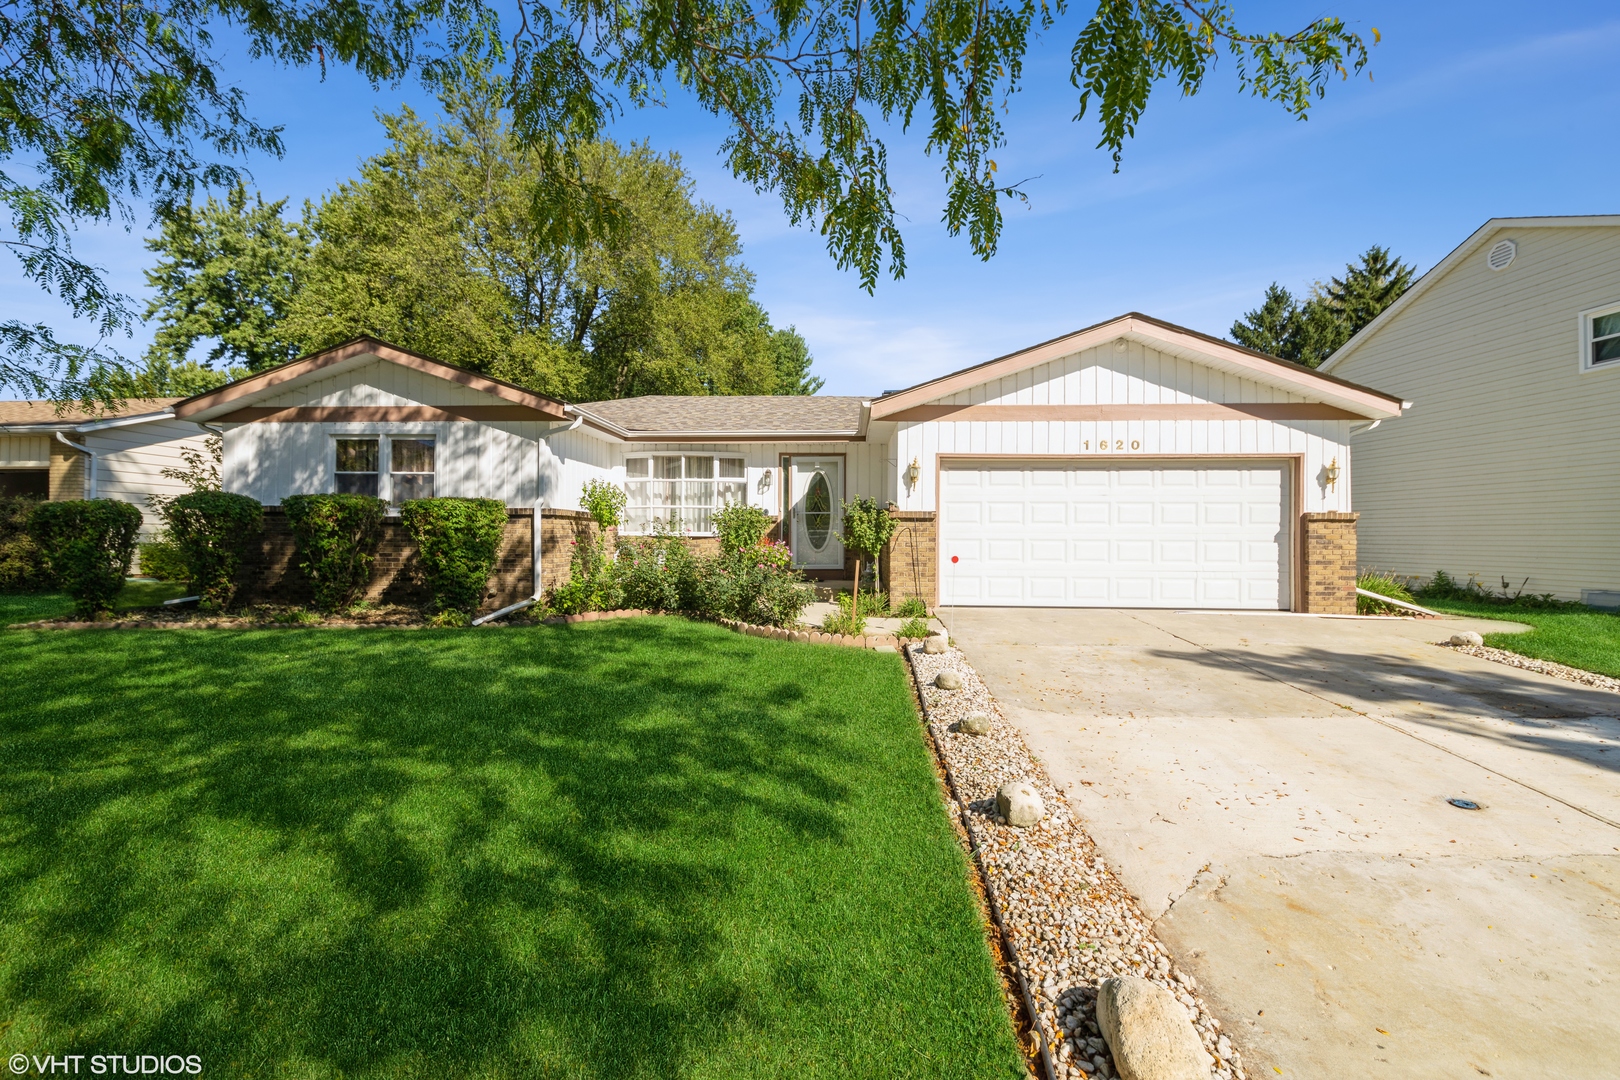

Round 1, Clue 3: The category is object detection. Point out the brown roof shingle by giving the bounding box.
[0,398,181,427]
[574,395,866,435]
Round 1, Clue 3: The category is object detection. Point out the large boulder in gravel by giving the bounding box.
[959,712,992,735]
[1450,631,1484,646]
[923,634,948,654]
[934,670,963,690]
[996,780,1044,827]
[1096,976,1212,1080]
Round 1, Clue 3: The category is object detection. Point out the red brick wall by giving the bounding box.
[1300,512,1358,614]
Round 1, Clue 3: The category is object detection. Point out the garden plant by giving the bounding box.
[160,490,265,611]
[27,499,143,617]
[0,495,49,592]
[400,497,509,618]
[281,493,387,611]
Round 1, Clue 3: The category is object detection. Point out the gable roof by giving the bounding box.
[0,397,182,432]
[870,312,1405,420]
[1320,214,1620,374]
[173,337,569,421]
[570,395,867,441]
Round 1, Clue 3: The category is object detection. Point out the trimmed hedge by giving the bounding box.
[162,490,264,610]
[0,496,51,592]
[28,499,142,616]
[399,497,508,614]
[282,494,386,612]
[137,538,188,582]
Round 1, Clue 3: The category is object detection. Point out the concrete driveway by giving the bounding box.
[947,608,1620,1079]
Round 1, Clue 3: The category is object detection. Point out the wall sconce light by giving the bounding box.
[1324,457,1340,492]
[906,457,921,489]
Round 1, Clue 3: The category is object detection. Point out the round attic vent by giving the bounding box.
[1486,238,1517,271]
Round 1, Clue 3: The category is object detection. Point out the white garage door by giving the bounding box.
[939,461,1290,609]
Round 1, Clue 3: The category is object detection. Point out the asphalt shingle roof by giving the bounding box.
[0,398,181,427]
[574,395,866,435]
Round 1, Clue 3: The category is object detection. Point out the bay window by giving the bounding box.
[624,454,746,534]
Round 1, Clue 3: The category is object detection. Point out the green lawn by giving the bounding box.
[1425,598,1620,678]
[1,580,192,625]
[0,616,1023,1079]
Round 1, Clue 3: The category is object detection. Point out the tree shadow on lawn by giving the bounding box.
[0,620,997,1078]
[1151,642,1620,776]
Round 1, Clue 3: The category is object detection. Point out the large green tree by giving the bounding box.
[2,0,1373,404]
[1231,246,1415,368]
[272,76,810,398]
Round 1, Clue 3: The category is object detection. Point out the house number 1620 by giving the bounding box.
[1081,440,1140,451]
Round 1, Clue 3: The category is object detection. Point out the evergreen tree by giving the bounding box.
[1231,247,1415,368]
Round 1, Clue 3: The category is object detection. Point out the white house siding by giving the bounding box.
[890,339,1353,515]
[256,359,506,409]
[0,435,51,467]
[539,427,620,510]
[226,420,546,507]
[86,419,213,536]
[1328,224,1620,600]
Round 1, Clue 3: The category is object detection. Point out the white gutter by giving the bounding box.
[74,408,176,432]
[54,431,96,498]
[472,414,585,627]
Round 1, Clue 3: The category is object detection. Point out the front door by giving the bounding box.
[789,457,843,570]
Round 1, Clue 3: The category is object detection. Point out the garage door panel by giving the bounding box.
[940,460,1290,609]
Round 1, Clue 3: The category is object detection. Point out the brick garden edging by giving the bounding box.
[538,608,908,650]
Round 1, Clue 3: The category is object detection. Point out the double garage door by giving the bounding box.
[939,461,1291,609]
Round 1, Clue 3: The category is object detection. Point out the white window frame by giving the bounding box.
[331,433,438,505]
[1579,301,1620,372]
[622,453,746,535]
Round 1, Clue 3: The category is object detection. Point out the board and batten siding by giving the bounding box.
[890,338,1354,515]
[1329,224,1620,601]
[0,435,51,467]
[85,419,213,537]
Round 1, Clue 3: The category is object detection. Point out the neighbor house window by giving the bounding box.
[1589,308,1620,367]
[335,438,380,496]
[623,455,745,534]
[390,437,435,501]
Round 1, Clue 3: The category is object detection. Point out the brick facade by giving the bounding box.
[1300,511,1358,614]
[49,438,86,500]
[881,510,938,610]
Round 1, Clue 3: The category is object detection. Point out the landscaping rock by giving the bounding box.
[996,779,1044,827]
[1449,631,1484,646]
[923,634,948,654]
[959,712,993,735]
[1096,976,1212,1080]
[934,670,963,691]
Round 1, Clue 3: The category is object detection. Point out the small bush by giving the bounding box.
[892,595,928,618]
[0,496,51,592]
[896,616,931,639]
[400,497,508,614]
[1414,569,1581,611]
[136,537,187,581]
[28,499,142,617]
[162,490,264,611]
[821,592,867,636]
[1356,570,1417,615]
[282,494,386,612]
[550,533,624,615]
[713,504,774,555]
[615,529,699,612]
[699,545,813,627]
[581,479,627,530]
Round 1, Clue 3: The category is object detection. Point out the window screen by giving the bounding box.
[335,438,380,497]
[391,438,435,501]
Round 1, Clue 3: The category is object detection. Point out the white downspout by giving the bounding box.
[472,413,585,627]
[55,431,96,498]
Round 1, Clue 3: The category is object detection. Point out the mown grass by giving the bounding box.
[0,617,1023,1079]
[1425,598,1620,678]
[1,581,192,625]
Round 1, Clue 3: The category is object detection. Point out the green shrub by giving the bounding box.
[0,496,51,592]
[821,592,866,636]
[1414,569,1580,611]
[28,499,142,616]
[281,494,386,612]
[712,504,774,555]
[896,616,931,639]
[615,529,699,612]
[549,532,624,615]
[1356,570,1417,615]
[697,541,812,627]
[161,490,264,611]
[136,537,188,582]
[892,595,928,618]
[580,479,627,530]
[400,497,508,614]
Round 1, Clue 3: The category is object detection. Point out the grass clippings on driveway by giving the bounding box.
[0,616,1024,1079]
[1423,598,1620,680]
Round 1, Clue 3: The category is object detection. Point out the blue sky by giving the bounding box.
[11,1,1619,395]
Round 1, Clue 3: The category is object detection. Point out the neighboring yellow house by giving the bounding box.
[1322,214,1620,604]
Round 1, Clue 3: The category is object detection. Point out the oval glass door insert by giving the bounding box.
[804,470,832,550]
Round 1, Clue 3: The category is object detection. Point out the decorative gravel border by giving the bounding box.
[906,641,1246,1080]
[1438,641,1620,694]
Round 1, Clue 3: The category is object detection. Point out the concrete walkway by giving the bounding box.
[947,607,1620,1079]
